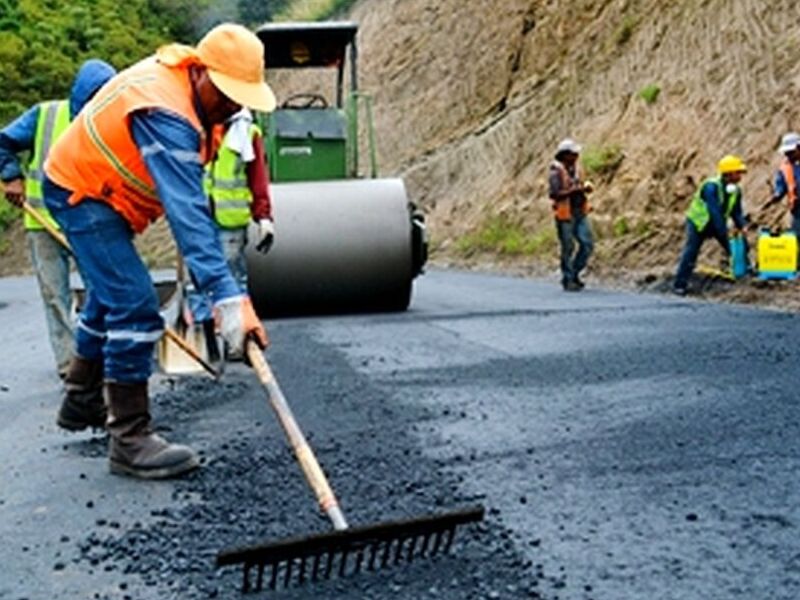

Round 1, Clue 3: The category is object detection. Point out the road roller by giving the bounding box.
[247,21,427,316]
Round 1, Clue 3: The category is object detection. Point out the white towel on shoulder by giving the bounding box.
[225,108,255,163]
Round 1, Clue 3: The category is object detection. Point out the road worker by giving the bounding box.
[673,155,748,296]
[43,24,273,480]
[186,107,274,360]
[0,59,116,379]
[548,138,594,291]
[763,132,800,237]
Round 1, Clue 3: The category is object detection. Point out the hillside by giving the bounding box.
[348,0,800,306]
[3,0,800,309]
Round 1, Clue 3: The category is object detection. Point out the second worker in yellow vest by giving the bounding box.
[187,108,274,351]
[0,59,116,378]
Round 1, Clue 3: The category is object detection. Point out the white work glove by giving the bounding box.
[213,295,268,356]
[255,218,275,254]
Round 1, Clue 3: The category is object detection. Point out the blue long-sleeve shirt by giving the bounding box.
[0,59,115,183]
[0,104,39,182]
[700,179,746,249]
[130,109,240,304]
[773,161,800,216]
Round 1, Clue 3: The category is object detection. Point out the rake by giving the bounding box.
[216,342,485,592]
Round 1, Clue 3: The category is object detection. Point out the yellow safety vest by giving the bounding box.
[685,177,738,231]
[206,124,261,229]
[25,100,70,231]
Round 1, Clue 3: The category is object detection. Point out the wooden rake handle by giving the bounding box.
[246,340,349,531]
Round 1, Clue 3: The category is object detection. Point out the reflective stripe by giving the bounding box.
[212,178,249,190]
[106,328,164,343]
[141,142,202,164]
[78,319,107,339]
[214,199,251,210]
[25,101,69,230]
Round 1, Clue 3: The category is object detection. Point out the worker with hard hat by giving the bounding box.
[763,132,800,237]
[186,107,274,361]
[549,138,595,291]
[42,24,274,480]
[673,155,749,295]
[0,59,116,380]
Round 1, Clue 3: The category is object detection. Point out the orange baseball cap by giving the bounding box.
[196,23,276,112]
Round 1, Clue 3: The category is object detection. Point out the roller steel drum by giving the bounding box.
[246,178,424,316]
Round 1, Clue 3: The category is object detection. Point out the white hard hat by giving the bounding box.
[778,132,800,154]
[556,138,581,155]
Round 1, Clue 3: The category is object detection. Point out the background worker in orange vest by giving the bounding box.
[0,59,115,378]
[764,132,800,237]
[42,24,273,480]
[548,138,595,291]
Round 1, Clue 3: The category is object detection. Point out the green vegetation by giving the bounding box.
[275,0,358,21]
[638,83,661,104]
[0,201,19,232]
[456,215,556,257]
[612,216,630,237]
[581,144,624,176]
[614,16,637,46]
[0,0,211,125]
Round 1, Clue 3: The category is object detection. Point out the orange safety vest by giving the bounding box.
[780,158,797,211]
[45,47,219,233]
[549,160,590,221]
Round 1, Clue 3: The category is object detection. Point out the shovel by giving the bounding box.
[216,341,484,592]
[21,201,218,378]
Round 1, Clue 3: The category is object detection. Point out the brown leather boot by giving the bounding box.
[105,381,199,479]
[57,356,106,431]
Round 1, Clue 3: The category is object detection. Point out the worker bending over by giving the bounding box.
[43,24,273,480]
[673,155,748,296]
[0,60,115,379]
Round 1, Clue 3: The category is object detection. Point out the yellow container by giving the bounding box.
[757,230,797,279]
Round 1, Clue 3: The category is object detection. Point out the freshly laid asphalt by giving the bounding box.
[1,268,800,599]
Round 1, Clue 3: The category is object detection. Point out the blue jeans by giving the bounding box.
[26,229,74,374]
[43,178,162,383]
[556,216,594,284]
[186,227,247,322]
[674,219,733,289]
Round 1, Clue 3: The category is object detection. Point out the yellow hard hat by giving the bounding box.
[717,155,747,174]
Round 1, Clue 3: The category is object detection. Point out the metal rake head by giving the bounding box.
[216,505,485,593]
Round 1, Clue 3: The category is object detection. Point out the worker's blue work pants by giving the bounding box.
[43,178,162,383]
[26,229,74,375]
[555,215,594,285]
[674,219,737,290]
[186,227,247,322]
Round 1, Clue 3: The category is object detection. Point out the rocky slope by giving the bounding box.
[351,0,800,288]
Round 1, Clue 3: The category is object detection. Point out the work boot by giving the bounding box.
[573,276,586,290]
[562,280,581,292]
[105,381,199,480]
[57,356,106,431]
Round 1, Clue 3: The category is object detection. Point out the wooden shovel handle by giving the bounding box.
[22,202,71,250]
[246,341,348,530]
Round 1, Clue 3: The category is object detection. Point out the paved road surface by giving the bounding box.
[1,269,799,599]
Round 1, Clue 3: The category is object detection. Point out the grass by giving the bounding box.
[613,216,630,237]
[614,16,637,46]
[276,0,359,21]
[638,83,661,104]
[456,215,556,257]
[0,201,19,232]
[582,144,624,176]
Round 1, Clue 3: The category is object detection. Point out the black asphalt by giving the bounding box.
[1,269,799,599]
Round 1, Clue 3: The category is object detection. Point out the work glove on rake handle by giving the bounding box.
[213,296,268,356]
